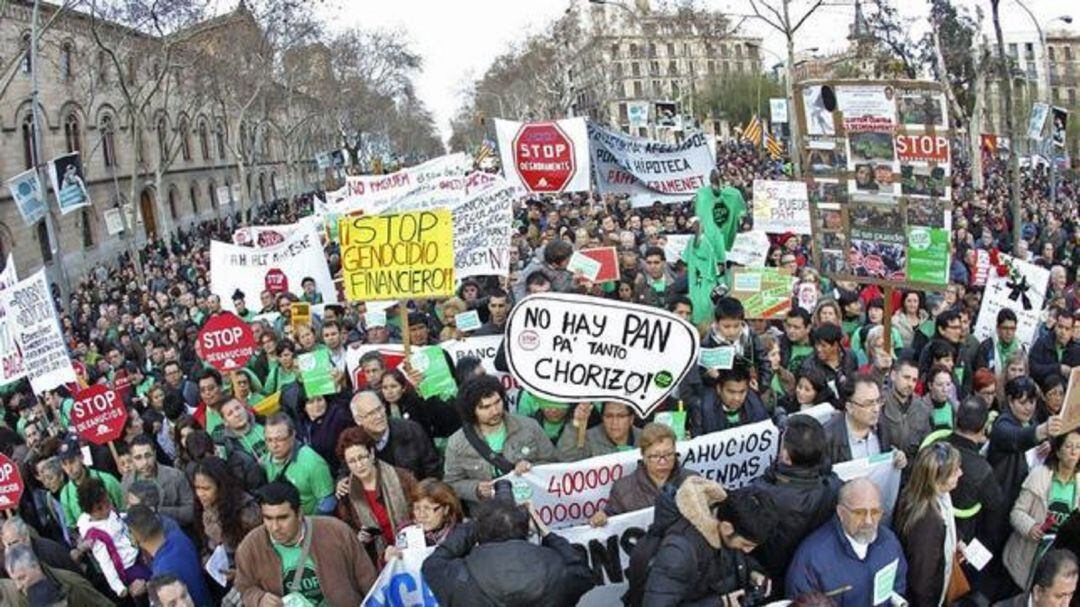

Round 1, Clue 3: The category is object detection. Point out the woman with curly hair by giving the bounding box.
[191,457,261,579]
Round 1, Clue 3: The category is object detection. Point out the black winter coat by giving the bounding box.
[374,417,444,480]
[422,522,595,607]
[988,410,1041,515]
[947,433,1008,551]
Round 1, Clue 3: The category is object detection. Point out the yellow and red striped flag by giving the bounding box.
[765,131,783,159]
[741,115,763,147]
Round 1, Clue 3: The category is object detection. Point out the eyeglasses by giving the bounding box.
[840,503,884,520]
[413,503,445,517]
[345,453,373,466]
[645,451,676,463]
[358,408,385,421]
[849,398,883,410]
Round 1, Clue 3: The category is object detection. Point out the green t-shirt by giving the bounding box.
[237,424,268,461]
[542,419,565,442]
[264,446,335,515]
[272,537,325,607]
[60,469,124,528]
[724,408,741,426]
[1048,477,1076,532]
[931,402,953,430]
[787,344,814,373]
[205,408,225,436]
[484,425,508,477]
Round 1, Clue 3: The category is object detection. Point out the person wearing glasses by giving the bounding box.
[349,391,443,481]
[895,443,963,606]
[588,423,695,527]
[1002,429,1080,592]
[557,402,640,462]
[334,427,417,567]
[787,478,908,606]
[825,373,908,469]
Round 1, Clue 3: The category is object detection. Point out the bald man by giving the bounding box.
[349,391,442,480]
[786,479,908,606]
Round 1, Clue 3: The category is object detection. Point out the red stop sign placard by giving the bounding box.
[196,312,257,372]
[0,453,24,510]
[512,122,577,192]
[265,268,289,294]
[71,384,127,445]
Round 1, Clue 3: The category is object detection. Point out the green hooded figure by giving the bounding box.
[693,168,746,263]
[683,220,720,327]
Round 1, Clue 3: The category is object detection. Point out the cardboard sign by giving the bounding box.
[405,346,458,400]
[894,134,949,163]
[505,293,699,417]
[726,231,771,267]
[453,178,517,279]
[71,385,127,445]
[0,270,76,394]
[298,349,336,397]
[0,453,24,510]
[567,251,602,281]
[339,209,455,301]
[290,302,312,328]
[47,152,91,215]
[581,247,619,283]
[730,268,794,319]
[752,180,811,235]
[1060,368,1080,434]
[454,309,481,332]
[5,169,47,226]
[973,254,1050,349]
[196,312,257,372]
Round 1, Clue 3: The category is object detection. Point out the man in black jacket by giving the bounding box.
[1029,311,1078,387]
[349,391,443,480]
[422,497,594,606]
[751,415,841,585]
[644,479,778,606]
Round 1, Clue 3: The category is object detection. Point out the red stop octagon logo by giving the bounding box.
[512,122,576,192]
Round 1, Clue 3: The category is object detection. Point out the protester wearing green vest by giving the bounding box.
[263,413,336,515]
[693,168,746,264]
[56,438,124,533]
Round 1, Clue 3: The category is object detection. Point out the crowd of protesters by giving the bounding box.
[0,139,1075,606]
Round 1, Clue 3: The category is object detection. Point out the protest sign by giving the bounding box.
[46,152,91,215]
[752,180,811,234]
[0,270,76,394]
[836,84,896,132]
[906,226,949,285]
[581,247,619,283]
[290,302,312,328]
[567,251,602,281]
[339,209,455,301]
[502,420,777,528]
[454,310,481,332]
[0,453,24,510]
[730,268,794,319]
[346,344,407,391]
[298,349,336,397]
[587,123,715,206]
[1028,103,1050,140]
[973,254,1050,348]
[71,385,127,445]
[495,118,590,193]
[971,249,991,287]
[405,346,458,400]
[338,153,472,216]
[196,312,257,372]
[103,209,125,236]
[361,543,438,607]
[662,234,692,265]
[216,186,232,208]
[440,336,519,395]
[770,98,789,123]
[6,169,48,226]
[834,452,902,522]
[726,231,770,267]
[894,134,949,164]
[0,255,26,386]
[453,179,515,279]
[1051,107,1068,148]
[505,293,699,417]
[210,222,336,313]
[1059,368,1080,434]
[558,508,653,606]
[699,346,736,370]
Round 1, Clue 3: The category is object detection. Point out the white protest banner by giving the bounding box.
[1028,103,1050,140]
[0,270,76,394]
[215,186,232,208]
[103,209,125,236]
[559,508,653,606]
[453,179,516,278]
[587,123,714,206]
[338,153,472,215]
[661,234,692,265]
[209,222,336,313]
[0,256,26,385]
[505,293,699,417]
[503,420,777,528]
[46,152,91,215]
[726,231,771,267]
[231,217,323,248]
[752,180,811,235]
[440,336,519,395]
[5,169,48,226]
[495,118,591,193]
[833,452,902,522]
[361,526,437,607]
[836,84,896,132]
[973,253,1050,349]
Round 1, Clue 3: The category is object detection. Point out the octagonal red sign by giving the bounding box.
[0,453,24,510]
[265,268,289,294]
[512,122,577,192]
[71,384,127,445]
[196,312,257,372]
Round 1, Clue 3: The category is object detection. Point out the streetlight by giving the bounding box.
[1012,1,1071,206]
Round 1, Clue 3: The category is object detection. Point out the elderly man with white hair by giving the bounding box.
[0,517,80,575]
[349,390,443,480]
[1,542,111,606]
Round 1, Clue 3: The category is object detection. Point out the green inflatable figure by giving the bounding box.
[684,219,720,327]
[693,168,747,263]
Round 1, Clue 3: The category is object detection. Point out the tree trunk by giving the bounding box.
[990,0,1023,252]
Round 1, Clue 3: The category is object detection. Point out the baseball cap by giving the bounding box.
[57,436,81,460]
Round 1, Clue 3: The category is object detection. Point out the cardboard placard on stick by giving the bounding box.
[1060,368,1080,434]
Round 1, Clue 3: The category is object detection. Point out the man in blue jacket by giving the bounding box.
[786,478,907,606]
[127,506,212,606]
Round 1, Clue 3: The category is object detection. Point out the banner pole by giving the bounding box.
[883,286,895,353]
[400,302,412,361]
[107,440,121,472]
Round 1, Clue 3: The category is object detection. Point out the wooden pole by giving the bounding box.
[883,285,895,353]
[107,441,122,473]
[400,302,412,360]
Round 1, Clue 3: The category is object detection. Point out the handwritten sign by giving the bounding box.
[339,209,455,301]
[752,180,811,235]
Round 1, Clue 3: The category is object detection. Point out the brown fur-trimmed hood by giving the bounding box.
[674,476,728,549]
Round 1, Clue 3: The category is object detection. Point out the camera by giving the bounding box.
[492,479,515,504]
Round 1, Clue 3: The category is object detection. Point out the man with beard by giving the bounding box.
[786,478,908,606]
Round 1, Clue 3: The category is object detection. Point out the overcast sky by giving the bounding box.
[320,0,1078,144]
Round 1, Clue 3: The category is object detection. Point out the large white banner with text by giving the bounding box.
[588,123,715,206]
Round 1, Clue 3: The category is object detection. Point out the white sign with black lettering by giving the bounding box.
[505,293,699,417]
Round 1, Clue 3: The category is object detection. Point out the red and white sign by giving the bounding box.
[895,134,950,164]
[0,453,24,509]
[264,268,289,294]
[71,385,127,445]
[495,118,590,194]
[581,247,619,283]
[196,312,257,372]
